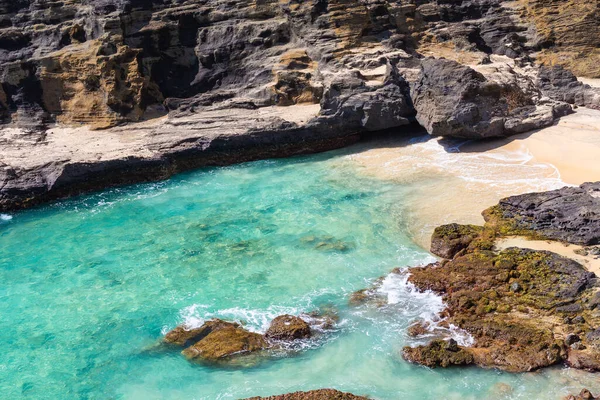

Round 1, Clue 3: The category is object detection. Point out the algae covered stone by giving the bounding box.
[403,339,474,368]
[265,315,311,341]
[164,319,240,347]
[430,223,484,259]
[243,389,370,400]
[182,325,268,362]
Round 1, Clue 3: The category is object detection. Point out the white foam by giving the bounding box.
[375,270,474,347]
[0,214,12,222]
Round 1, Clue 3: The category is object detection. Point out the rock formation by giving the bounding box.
[484,182,600,246]
[354,183,600,373]
[1,1,599,210]
[243,389,369,400]
[164,314,322,364]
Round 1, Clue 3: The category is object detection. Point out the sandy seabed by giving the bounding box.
[347,107,600,251]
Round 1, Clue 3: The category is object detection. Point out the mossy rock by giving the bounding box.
[403,339,474,368]
[265,315,311,341]
[430,223,484,259]
[243,389,370,400]
[182,325,268,362]
[164,319,240,347]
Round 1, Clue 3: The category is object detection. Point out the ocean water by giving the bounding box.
[1,146,599,400]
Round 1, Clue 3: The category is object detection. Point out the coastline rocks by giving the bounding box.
[430,223,484,259]
[243,389,369,400]
[411,58,570,139]
[483,182,600,245]
[403,247,598,372]
[265,315,312,341]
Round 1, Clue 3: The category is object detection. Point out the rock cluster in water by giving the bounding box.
[243,389,369,400]
[163,313,335,364]
[1,1,600,211]
[355,182,600,373]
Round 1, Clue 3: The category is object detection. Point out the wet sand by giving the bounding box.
[347,107,600,249]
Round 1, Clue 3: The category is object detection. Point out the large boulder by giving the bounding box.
[537,66,600,110]
[265,315,312,341]
[430,223,484,259]
[411,58,570,139]
[182,324,268,362]
[163,319,239,347]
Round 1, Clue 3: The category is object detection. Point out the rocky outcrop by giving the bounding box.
[411,58,571,139]
[1,0,598,210]
[353,183,600,372]
[519,0,600,78]
[537,66,600,110]
[483,182,600,246]
[243,389,369,400]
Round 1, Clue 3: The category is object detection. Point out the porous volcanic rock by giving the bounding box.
[243,389,370,400]
[411,58,571,139]
[483,182,600,246]
[1,0,598,211]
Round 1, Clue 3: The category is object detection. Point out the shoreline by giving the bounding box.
[347,107,600,249]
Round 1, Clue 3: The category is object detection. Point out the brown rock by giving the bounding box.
[182,325,268,362]
[163,319,240,347]
[243,389,369,400]
[265,315,311,341]
[430,223,484,259]
[403,339,474,368]
[566,389,598,400]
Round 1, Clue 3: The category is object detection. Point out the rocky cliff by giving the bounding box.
[0,0,599,210]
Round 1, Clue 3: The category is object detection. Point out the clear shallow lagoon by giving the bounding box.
[1,148,599,399]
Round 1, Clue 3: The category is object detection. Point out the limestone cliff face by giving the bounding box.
[1,0,596,131]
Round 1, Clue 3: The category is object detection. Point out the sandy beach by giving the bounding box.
[347,107,600,249]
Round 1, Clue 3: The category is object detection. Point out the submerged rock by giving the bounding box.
[243,389,369,400]
[266,315,311,341]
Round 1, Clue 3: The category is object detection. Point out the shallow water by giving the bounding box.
[1,145,599,399]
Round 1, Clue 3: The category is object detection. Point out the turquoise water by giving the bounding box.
[1,149,599,399]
